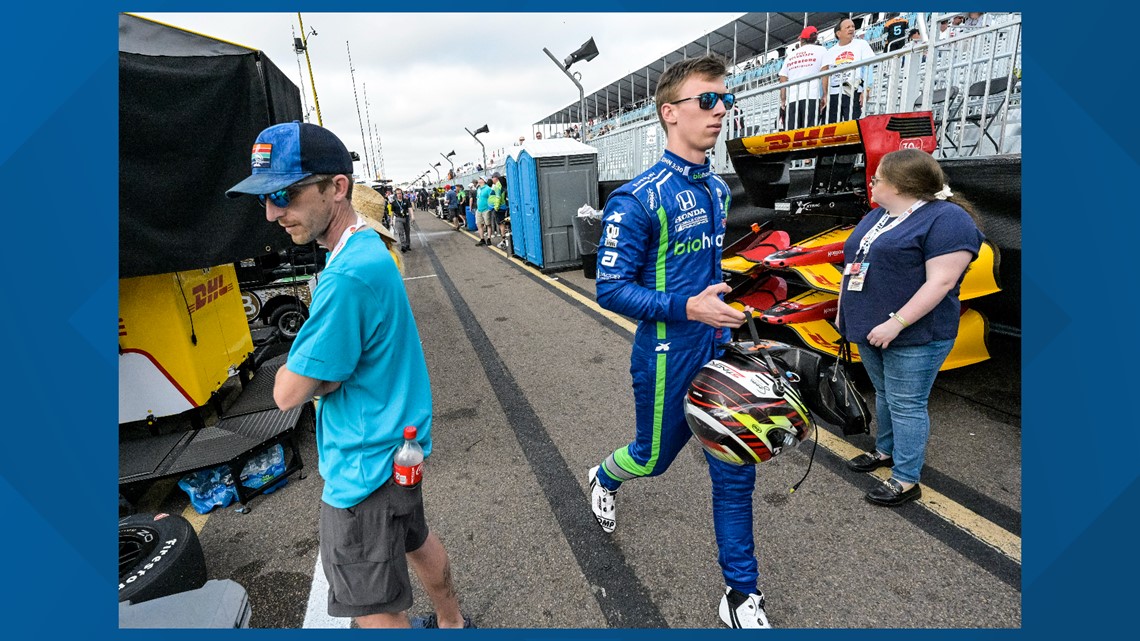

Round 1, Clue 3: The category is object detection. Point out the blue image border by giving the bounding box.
[6,1,1133,638]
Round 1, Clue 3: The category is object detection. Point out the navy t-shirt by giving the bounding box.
[837,200,984,346]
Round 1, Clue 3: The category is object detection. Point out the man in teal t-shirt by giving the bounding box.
[475,176,493,246]
[226,122,474,629]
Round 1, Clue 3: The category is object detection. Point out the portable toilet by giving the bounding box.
[512,140,599,271]
[504,151,526,259]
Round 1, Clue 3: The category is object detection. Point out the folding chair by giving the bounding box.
[962,76,1010,153]
[915,86,961,152]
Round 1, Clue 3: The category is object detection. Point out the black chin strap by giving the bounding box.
[742,315,818,494]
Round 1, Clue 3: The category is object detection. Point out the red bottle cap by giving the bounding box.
[404,426,417,440]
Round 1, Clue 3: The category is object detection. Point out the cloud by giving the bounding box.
[132,12,743,183]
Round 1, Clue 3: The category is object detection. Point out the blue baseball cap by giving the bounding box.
[226,121,354,198]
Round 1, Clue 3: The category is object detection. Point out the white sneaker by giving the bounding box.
[587,465,616,533]
[719,587,771,629]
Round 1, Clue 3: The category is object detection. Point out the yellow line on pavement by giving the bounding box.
[181,506,210,535]
[813,429,1021,564]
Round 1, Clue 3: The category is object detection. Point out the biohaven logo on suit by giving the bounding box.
[674,232,724,256]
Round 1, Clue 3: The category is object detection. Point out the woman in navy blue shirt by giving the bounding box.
[837,149,984,507]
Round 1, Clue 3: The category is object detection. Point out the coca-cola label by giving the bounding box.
[393,462,423,487]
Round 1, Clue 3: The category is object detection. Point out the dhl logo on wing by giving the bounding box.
[743,120,862,154]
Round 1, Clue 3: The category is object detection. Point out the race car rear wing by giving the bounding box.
[726,112,936,218]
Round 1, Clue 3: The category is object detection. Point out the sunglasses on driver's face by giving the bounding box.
[670,91,736,110]
[258,177,330,208]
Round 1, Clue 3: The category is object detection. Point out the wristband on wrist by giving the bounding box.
[889,312,909,328]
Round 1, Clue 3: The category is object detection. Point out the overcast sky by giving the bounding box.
[132,12,744,185]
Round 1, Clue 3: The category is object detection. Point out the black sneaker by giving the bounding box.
[410,614,476,629]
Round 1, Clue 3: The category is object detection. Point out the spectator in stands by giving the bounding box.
[883,14,911,52]
[909,28,923,44]
[728,103,745,139]
[962,12,989,28]
[778,26,828,130]
[822,17,876,123]
[937,19,951,40]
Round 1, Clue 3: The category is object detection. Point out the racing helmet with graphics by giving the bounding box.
[684,341,813,465]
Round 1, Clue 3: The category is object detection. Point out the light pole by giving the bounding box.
[465,124,489,172]
[295,14,322,126]
[429,162,441,183]
[440,150,456,176]
[542,37,598,141]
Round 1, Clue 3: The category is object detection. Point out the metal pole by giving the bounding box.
[542,47,586,141]
[733,21,738,70]
[297,13,322,126]
[465,128,487,171]
[346,41,371,178]
[764,13,770,56]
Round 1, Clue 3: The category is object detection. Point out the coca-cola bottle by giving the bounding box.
[392,426,424,488]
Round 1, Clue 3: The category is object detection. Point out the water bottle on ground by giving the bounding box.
[393,426,424,487]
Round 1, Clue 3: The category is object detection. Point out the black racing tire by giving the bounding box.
[269,303,306,339]
[119,513,208,604]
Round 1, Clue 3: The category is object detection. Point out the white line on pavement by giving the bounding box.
[303,551,351,628]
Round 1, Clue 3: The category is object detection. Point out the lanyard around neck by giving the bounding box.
[327,215,367,265]
[853,200,925,261]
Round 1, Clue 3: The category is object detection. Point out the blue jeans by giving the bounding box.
[855,339,954,485]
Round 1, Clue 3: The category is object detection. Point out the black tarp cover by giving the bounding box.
[119,13,303,278]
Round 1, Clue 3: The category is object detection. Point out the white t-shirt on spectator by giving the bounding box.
[962,14,990,28]
[779,44,828,102]
[824,38,876,96]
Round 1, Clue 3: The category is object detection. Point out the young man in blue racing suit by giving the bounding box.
[586,56,771,629]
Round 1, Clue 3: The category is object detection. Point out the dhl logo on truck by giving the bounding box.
[188,274,235,313]
[742,120,862,154]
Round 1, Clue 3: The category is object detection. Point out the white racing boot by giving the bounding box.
[719,586,772,629]
[587,465,616,533]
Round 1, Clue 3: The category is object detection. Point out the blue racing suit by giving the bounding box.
[594,150,760,595]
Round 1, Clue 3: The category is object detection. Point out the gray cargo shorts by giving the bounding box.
[319,479,429,618]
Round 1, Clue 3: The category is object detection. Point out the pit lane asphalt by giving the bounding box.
[138,211,1021,629]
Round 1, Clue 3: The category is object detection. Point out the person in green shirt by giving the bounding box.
[490,173,509,248]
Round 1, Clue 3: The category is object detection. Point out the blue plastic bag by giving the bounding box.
[178,465,238,514]
[240,444,288,494]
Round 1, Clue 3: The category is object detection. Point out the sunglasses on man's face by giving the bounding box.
[258,177,329,208]
[670,91,736,111]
